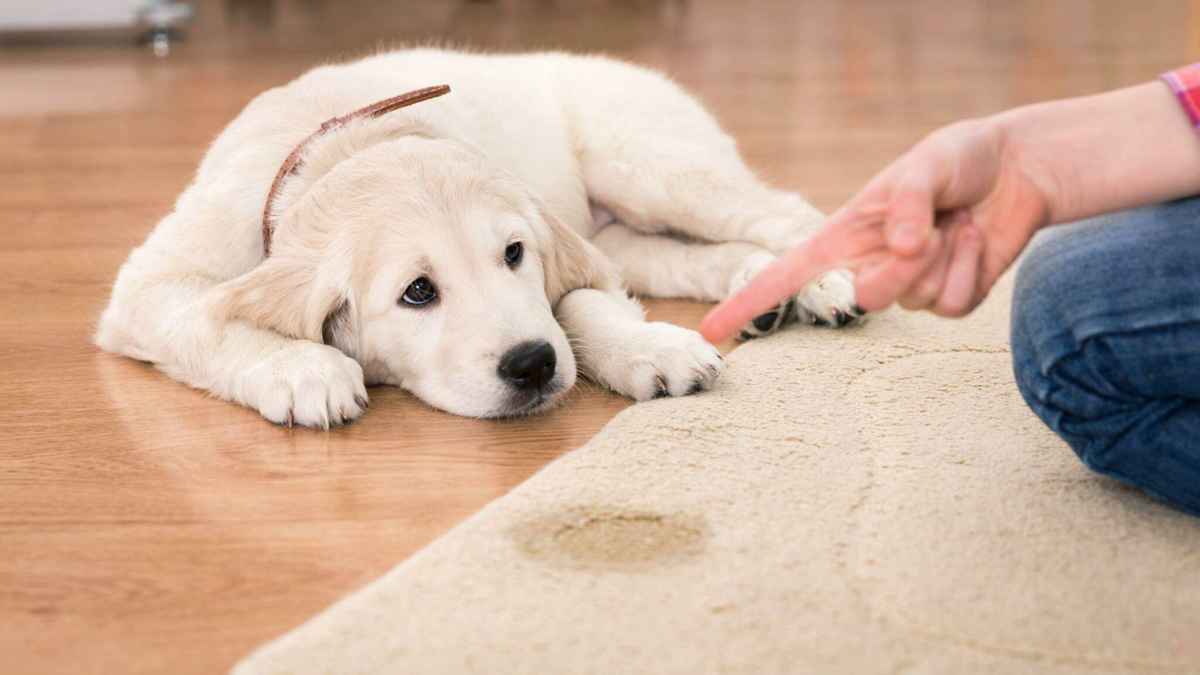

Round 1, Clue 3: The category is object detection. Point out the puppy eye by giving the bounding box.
[504,241,523,268]
[400,277,437,307]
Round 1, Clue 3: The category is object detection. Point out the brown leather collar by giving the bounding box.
[260,84,451,256]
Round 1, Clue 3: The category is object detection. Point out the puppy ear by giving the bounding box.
[320,298,357,355]
[535,204,620,305]
[213,256,357,355]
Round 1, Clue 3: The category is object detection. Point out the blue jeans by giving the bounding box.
[1011,197,1200,516]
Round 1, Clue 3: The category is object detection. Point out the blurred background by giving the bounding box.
[5,0,1198,211]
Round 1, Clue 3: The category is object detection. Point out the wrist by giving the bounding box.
[992,81,1200,225]
[989,104,1071,227]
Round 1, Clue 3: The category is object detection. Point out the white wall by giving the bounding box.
[0,1,148,30]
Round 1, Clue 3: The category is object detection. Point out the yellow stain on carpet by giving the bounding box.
[513,508,708,570]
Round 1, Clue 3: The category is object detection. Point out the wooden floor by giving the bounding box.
[2,1,1197,672]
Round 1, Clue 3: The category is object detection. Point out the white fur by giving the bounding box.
[96,49,857,427]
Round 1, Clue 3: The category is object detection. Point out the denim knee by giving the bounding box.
[1010,200,1200,507]
[1011,213,1160,475]
[1011,317,1143,476]
[1010,281,1129,476]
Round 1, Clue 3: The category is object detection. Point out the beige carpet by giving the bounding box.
[233,275,1200,675]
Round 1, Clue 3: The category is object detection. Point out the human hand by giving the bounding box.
[701,118,1053,343]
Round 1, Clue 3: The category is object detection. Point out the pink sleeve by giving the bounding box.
[1161,63,1200,129]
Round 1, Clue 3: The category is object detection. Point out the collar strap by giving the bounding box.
[260,84,451,256]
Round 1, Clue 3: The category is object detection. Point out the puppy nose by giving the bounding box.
[498,340,557,390]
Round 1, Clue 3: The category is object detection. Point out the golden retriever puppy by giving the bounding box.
[96,49,858,427]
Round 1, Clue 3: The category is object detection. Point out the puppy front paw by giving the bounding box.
[242,343,369,429]
[795,269,865,328]
[599,322,724,401]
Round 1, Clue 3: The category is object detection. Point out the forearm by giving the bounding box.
[996,80,1200,224]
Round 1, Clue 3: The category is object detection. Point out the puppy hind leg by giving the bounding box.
[560,57,822,250]
[590,224,795,340]
[561,59,863,328]
[582,144,824,253]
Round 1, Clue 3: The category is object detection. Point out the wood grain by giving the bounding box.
[1,1,1197,672]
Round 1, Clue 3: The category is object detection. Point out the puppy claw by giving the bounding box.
[736,298,796,341]
[796,269,862,329]
[246,343,368,429]
[653,375,670,399]
[752,311,779,332]
[602,323,724,401]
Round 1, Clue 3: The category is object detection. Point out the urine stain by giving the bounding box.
[512,506,708,570]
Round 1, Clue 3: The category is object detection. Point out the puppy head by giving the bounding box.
[215,136,614,418]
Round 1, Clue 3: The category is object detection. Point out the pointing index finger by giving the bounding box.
[699,204,888,344]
